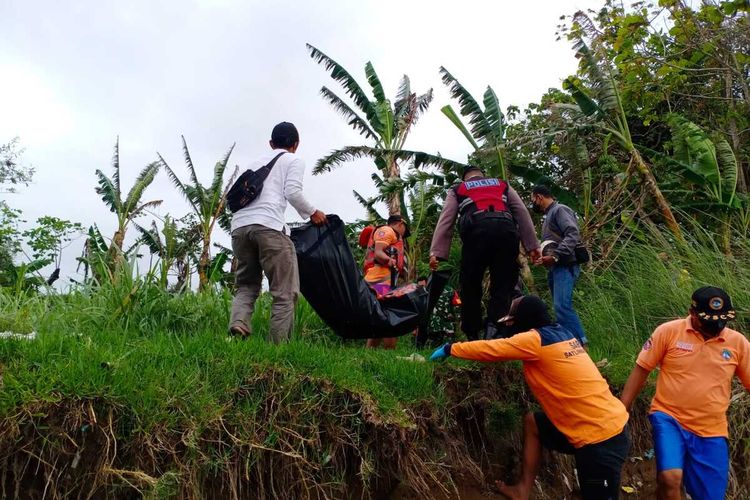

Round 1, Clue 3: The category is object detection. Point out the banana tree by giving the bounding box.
[0,258,51,293]
[559,39,683,241]
[206,245,233,289]
[307,44,435,216]
[94,139,162,270]
[657,114,741,253]
[439,68,578,208]
[160,137,234,292]
[135,215,200,290]
[440,67,508,179]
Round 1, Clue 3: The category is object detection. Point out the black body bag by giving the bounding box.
[227,152,285,213]
[290,215,429,339]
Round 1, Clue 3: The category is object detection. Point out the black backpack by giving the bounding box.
[227,152,286,213]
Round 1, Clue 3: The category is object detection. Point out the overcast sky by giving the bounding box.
[1,0,601,284]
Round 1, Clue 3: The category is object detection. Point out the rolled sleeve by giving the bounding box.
[284,157,316,219]
[450,330,541,362]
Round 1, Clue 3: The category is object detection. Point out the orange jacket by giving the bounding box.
[450,325,628,448]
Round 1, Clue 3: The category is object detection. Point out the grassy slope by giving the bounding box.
[1,240,749,496]
[0,297,439,430]
[2,239,750,426]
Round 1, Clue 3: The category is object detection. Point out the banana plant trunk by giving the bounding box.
[198,237,210,292]
[175,258,189,292]
[387,156,402,216]
[631,150,683,242]
[159,258,172,290]
[107,228,126,274]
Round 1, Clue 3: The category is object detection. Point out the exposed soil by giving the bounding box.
[0,364,746,499]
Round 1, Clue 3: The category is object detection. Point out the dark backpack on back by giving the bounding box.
[227,152,286,213]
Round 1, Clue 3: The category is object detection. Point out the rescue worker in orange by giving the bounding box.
[620,286,750,500]
[430,296,630,500]
[363,214,410,349]
[429,165,540,340]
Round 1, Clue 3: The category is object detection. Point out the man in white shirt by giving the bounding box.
[229,122,326,343]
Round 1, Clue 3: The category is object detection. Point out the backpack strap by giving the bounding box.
[264,151,286,171]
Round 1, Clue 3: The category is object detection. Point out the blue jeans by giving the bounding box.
[547,264,588,345]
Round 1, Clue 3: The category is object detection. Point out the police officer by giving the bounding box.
[429,165,540,340]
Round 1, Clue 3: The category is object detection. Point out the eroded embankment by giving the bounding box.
[1,364,748,499]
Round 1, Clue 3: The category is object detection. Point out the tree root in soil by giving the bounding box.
[1,365,748,499]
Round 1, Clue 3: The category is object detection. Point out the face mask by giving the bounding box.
[698,318,727,336]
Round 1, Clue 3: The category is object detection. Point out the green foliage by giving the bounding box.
[135,215,201,290]
[2,237,749,442]
[665,114,740,209]
[308,43,435,216]
[22,216,84,266]
[93,139,162,273]
[95,140,162,224]
[439,67,507,178]
[0,275,436,425]
[0,201,23,260]
[579,238,750,383]
[0,258,51,292]
[0,204,57,291]
[0,137,34,193]
[159,137,235,291]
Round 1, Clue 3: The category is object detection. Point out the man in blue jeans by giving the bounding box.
[530,185,588,346]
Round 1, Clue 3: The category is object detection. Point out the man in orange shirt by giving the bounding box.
[431,296,629,500]
[621,286,750,500]
[363,214,410,349]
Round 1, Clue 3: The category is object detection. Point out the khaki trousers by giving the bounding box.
[229,224,299,344]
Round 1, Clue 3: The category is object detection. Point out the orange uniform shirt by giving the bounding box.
[364,226,398,284]
[637,317,750,437]
[450,325,628,448]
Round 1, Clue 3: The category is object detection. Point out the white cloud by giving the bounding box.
[1,0,601,285]
[0,62,76,145]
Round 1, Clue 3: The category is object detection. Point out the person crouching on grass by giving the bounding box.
[430,296,630,500]
[620,286,750,500]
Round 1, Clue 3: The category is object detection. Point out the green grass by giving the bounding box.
[2,239,750,425]
[574,240,750,383]
[0,300,438,430]
[1,239,749,496]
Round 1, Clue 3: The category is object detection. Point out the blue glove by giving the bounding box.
[429,343,452,362]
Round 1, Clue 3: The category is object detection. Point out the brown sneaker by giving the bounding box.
[229,324,250,339]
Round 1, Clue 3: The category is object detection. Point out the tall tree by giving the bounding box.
[307,44,434,216]
[160,137,234,292]
[439,68,579,207]
[94,139,162,270]
[559,33,684,241]
[440,68,509,179]
[556,2,749,192]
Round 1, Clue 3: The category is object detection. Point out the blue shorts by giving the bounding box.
[649,411,729,500]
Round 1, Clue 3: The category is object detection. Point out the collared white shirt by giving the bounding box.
[230,149,316,234]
